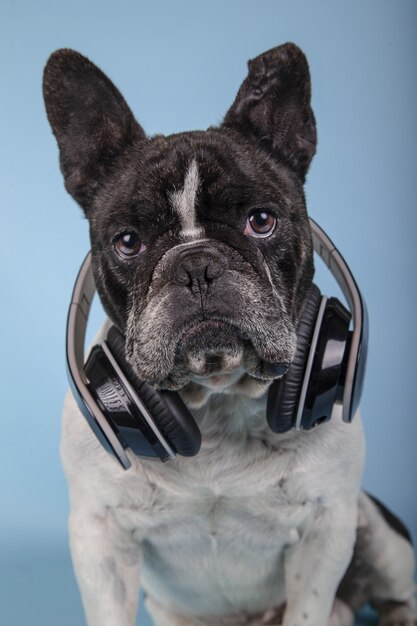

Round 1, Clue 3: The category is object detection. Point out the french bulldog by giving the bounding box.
[43,43,416,626]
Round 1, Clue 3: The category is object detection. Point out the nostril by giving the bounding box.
[172,245,228,293]
[175,266,193,287]
[205,259,225,281]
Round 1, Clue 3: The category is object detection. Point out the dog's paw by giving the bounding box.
[257,599,354,626]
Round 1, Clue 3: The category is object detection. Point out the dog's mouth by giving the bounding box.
[125,285,297,392]
[176,318,290,385]
[178,319,245,378]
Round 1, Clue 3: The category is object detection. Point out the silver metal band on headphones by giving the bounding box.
[66,251,133,467]
[66,218,368,468]
[309,219,367,423]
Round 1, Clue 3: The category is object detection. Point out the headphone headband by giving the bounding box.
[66,252,132,468]
[66,219,368,469]
[309,219,368,422]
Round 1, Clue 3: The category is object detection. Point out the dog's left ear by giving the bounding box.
[223,43,316,181]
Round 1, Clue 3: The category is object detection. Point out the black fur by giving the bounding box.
[224,43,316,181]
[43,49,145,209]
[337,493,414,614]
[366,492,413,545]
[43,44,315,388]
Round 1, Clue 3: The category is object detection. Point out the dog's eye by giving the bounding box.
[112,231,145,259]
[244,211,276,238]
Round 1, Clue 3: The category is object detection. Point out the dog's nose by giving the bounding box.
[172,245,227,296]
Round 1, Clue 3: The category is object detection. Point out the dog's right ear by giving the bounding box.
[43,49,145,212]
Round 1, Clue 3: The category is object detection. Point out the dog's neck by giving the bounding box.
[179,373,275,440]
[181,371,271,407]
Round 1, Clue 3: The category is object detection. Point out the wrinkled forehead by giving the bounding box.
[94,130,303,228]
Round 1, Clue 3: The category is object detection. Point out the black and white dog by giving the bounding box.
[43,44,416,626]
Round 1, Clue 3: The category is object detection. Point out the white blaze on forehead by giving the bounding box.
[169,159,204,238]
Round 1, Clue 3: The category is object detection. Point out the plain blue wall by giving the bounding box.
[1,1,416,624]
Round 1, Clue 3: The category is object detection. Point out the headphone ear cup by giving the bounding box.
[106,326,201,457]
[267,284,322,433]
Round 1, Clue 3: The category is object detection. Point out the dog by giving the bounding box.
[43,43,416,626]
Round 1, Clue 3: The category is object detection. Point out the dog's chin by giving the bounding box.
[180,320,245,376]
[152,319,291,394]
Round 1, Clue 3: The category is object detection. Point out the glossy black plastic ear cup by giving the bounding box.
[84,343,170,460]
[267,284,351,433]
[105,326,202,457]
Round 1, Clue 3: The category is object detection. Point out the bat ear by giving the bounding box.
[43,49,145,211]
[223,43,316,181]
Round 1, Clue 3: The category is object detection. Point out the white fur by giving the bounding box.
[61,317,370,626]
[169,159,204,239]
[62,319,417,626]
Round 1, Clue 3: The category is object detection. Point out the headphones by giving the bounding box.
[66,219,368,470]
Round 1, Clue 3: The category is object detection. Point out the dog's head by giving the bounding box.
[43,43,316,400]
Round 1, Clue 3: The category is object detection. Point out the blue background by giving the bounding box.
[1,1,416,624]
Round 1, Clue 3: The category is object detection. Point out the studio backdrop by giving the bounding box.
[1,1,416,625]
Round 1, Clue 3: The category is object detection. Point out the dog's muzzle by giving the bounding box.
[171,245,228,296]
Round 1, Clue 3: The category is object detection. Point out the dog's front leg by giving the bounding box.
[282,498,357,626]
[69,507,141,626]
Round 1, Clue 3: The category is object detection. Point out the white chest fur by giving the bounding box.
[61,388,365,617]
[131,449,316,614]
